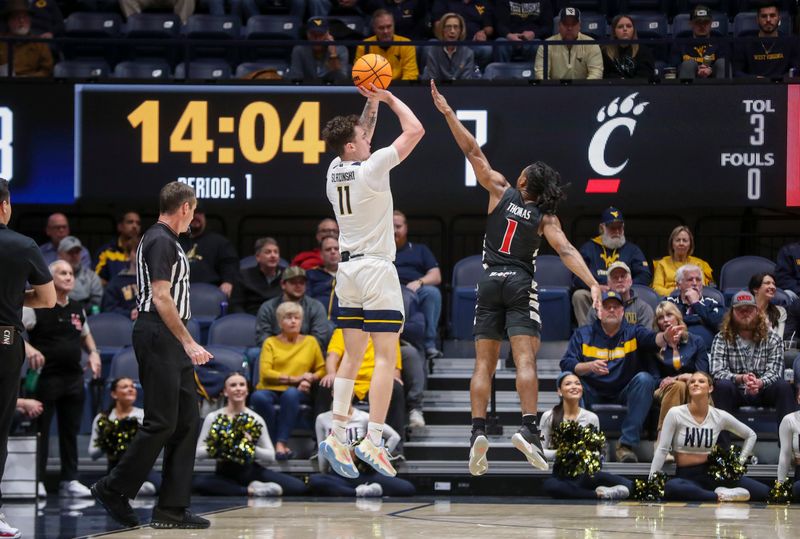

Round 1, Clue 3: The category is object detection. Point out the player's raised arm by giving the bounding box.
[541,214,601,313]
[430,80,508,202]
[358,85,424,162]
[359,96,379,143]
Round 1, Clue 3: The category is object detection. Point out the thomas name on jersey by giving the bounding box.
[507,202,532,220]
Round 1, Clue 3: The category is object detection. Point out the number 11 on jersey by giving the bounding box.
[499,218,518,254]
[337,185,353,215]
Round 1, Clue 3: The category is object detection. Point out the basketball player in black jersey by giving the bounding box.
[431,81,602,474]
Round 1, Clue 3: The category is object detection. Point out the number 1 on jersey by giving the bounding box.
[499,218,518,254]
[337,185,353,215]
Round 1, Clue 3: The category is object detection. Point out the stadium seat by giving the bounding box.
[554,0,608,14]
[245,15,301,60]
[102,348,145,410]
[190,282,228,326]
[736,406,778,435]
[536,255,572,341]
[328,15,368,40]
[208,313,258,350]
[675,0,730,16]
[450,255,483,340]
[631,284,663,313]
[174,60,232,80]
[671,12,728,37]
[629,12,669,61]
[113,59,172,79]
[203,345,250,379]
[719,255,776,302]
[736,0,795,17]
[701,285,726,307]
[733,12,792,37]
[235,60,290,79]
[63,12,124,62]
[123,13,182,62]
[617,0,670,13]
[53,60,111,79]
[184,15,241,63]
[482,62,533,80]
[552,13,607,38]
[88,312,133,377]
[187,317,203,344]
[589,403,628,437]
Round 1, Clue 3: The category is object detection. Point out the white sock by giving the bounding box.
[367,422,384,446]
[332,419,349,444]
[332,377,355,417]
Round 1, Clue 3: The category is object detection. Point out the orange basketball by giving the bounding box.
[352,54,392,90]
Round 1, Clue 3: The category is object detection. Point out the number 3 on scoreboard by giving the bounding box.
[499,218,518,254]
[337,185,353,216]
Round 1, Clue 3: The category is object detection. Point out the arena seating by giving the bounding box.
[719,255,776,303]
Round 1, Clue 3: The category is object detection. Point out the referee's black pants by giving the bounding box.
[106,314,199,508]
[36,373,84,482]
[0,335,24,507]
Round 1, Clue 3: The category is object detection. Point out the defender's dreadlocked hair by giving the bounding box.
[523,161,569,215]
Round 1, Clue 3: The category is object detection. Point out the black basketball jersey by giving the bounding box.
[482,188,543,274]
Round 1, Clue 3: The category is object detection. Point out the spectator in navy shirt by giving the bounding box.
[306,236,340,319]
[667,264,724,350]
[393,210,442,360]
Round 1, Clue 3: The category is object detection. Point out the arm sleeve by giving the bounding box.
[534,42,545,80]
[364,146,401,192]
[637,301,655,330]
[420,245,439,272]
[254,414,276,465]
[777,415,795,481]
[586,44,604,80]
[260,339,281,385]
[692,337,710,374]
[559,331,583,372]
[539,411,556,460]
[327,329,345,357]
[311,338,326,378]
[400,44,419,80]
[629,245,653,286]
[693,299,723,331]
[709,334,736,383]
[195,414,214,459]
[26,242,52,286]
[720,409,757,462]
[759,333,784,387]
[775,245,800,294]
[420,47,439,81]
[308,299,332,351]
[144,238,178,282]
[650,407,678,477]
[88,414,103,459]
[651,259,670,297]
[635,325,659,352]
[255,301,277,346]
[777,306,787,339]
[699,259,715,287]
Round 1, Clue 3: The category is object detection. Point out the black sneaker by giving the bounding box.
[151,507,210,529]
[511,424,548,471]
[91,479,139,528]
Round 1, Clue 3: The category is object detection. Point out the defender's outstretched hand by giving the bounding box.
[430,80,452,115]
[357,83,392,103]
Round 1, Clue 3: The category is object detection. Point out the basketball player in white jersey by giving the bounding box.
[318,85,424,478]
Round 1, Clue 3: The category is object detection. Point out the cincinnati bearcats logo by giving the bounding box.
[587,93,648,177]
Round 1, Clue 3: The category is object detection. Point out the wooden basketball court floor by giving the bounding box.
[86,498,800,538]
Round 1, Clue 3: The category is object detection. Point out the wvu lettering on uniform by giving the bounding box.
[683,426,715,449]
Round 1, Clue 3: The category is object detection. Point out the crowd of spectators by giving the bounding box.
[1,0,798,79]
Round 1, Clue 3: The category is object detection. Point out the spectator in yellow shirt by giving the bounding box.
[355,9,419,81]
[316,328,407,451]
[251,302,325,460]
[652,226,714,297]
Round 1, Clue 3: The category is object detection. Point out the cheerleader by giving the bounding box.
[88,377,160,496]
[310,408,415,497]
[541,373,632,499]
[777,410,800,501]
[194,372,308,496]
[652,371,769,501]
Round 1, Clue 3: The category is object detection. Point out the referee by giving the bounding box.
[0,178,55,539]
[92,182,213,530]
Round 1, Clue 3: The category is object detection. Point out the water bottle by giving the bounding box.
[785,368,795,384]
[220,301,229,317]
[24,367,40,394]
[90,305,100,316]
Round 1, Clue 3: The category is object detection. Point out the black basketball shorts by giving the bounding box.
[473,266,541,341]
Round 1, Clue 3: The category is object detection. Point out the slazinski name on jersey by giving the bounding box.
[331,171,357,183]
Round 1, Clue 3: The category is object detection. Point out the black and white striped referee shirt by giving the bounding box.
[136,223,191,320]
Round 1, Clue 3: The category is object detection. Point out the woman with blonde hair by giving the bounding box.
[421,12,477,81]
[652,301,709,435]
[601,14,655,79]
[250,301,325,460]
[652,225,714,296]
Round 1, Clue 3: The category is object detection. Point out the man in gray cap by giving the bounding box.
[58,236,103,313]
[586,261,654,328]
[672,5,726,79]
[255,266,332,350]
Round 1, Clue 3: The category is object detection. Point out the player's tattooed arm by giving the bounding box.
[360,98,379,142]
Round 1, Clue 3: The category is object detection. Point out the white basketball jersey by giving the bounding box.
[326,145,400,260]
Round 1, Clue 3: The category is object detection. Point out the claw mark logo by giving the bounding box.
[586,93,648,192]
